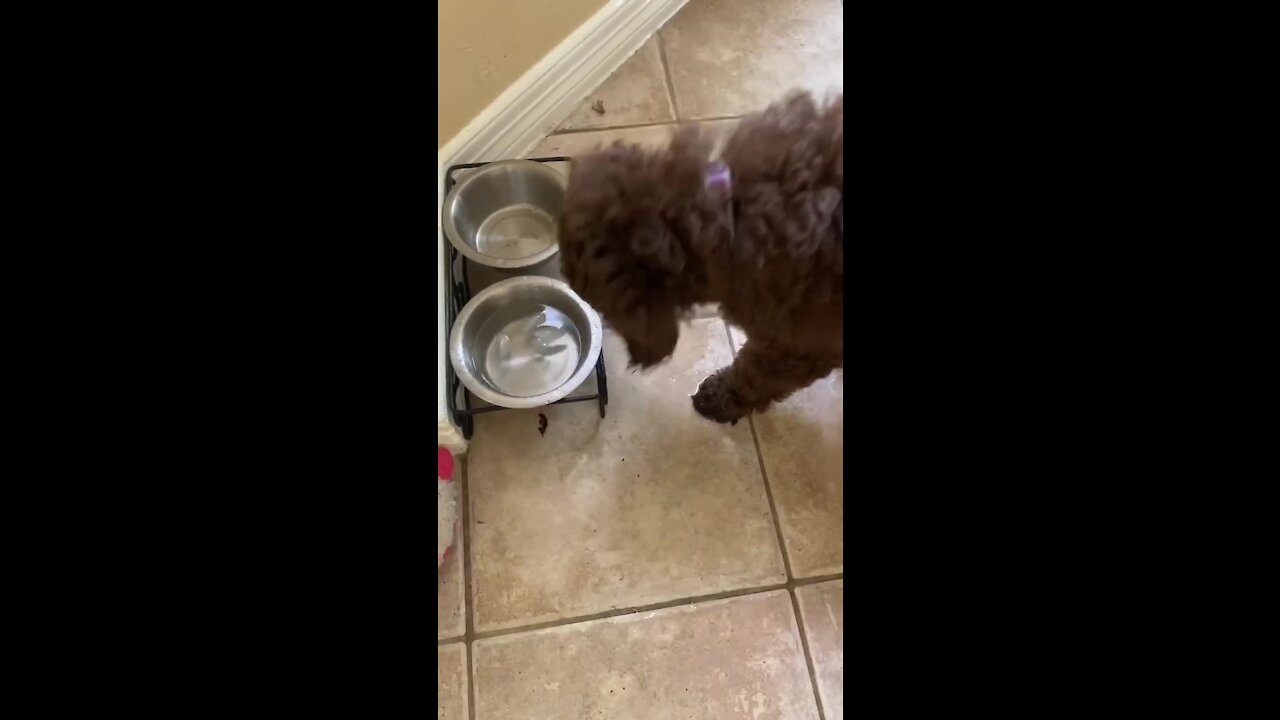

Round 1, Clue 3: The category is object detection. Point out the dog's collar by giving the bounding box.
[704,161,736,300]
[704,161,732,192]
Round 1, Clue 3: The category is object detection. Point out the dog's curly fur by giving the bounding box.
[559,91,843,424]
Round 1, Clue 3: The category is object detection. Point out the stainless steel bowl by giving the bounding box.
[443,160,566,269]
[449,276,603,409]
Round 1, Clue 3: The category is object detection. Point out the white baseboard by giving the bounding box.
[437,0,689,454]
[438,417,467,456]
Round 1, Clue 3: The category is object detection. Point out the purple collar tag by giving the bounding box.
[704,161,732,192]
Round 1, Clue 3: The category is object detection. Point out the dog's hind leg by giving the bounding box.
[692,340,841,424]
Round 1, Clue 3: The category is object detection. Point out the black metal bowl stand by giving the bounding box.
[443,157,608,440]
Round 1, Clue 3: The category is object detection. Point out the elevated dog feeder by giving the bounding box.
[443,157,609,440]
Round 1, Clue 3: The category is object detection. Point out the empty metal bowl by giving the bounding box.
[449,276,603,409]
[443,160,566,269]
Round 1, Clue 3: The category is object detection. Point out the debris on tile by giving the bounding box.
[537,413,548,436]
[591,100,606,115]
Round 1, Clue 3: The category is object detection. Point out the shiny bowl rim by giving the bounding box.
[448,275,603,409]
[442,159,566,270]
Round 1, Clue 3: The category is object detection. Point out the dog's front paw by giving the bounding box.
[692,371,748,425]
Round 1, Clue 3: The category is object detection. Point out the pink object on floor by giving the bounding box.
[438,447,454,482]
[438,447,459,568]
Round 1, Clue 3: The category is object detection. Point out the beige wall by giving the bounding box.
[439,0,609,149]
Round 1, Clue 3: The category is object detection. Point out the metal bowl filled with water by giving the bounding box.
[443,160,566,269]
[449,276,603,409]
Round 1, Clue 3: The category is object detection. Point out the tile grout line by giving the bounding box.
[721,320,795,577]
[655,30,682,122]
[435,568,844,648]
[460,456,478,720]
[465,572,849,644]
[547,113,744,138]
[724,318,828,718]
[470,582,786,642]
[792,572,845,587]
[437,570,844,648]
[549,119,676,136]
[747,413,795,578]
[724,322,801,583]
[789,588,830,720]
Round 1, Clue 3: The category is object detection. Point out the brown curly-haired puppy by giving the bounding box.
[559,91,842,424]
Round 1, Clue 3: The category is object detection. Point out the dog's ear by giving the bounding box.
[557,141,685,368]
[624,215,684,366]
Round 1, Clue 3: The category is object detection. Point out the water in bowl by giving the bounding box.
[475,204,557,260]
[479,304,583,398]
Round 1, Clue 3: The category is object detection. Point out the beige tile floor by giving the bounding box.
[439,1,842,718]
